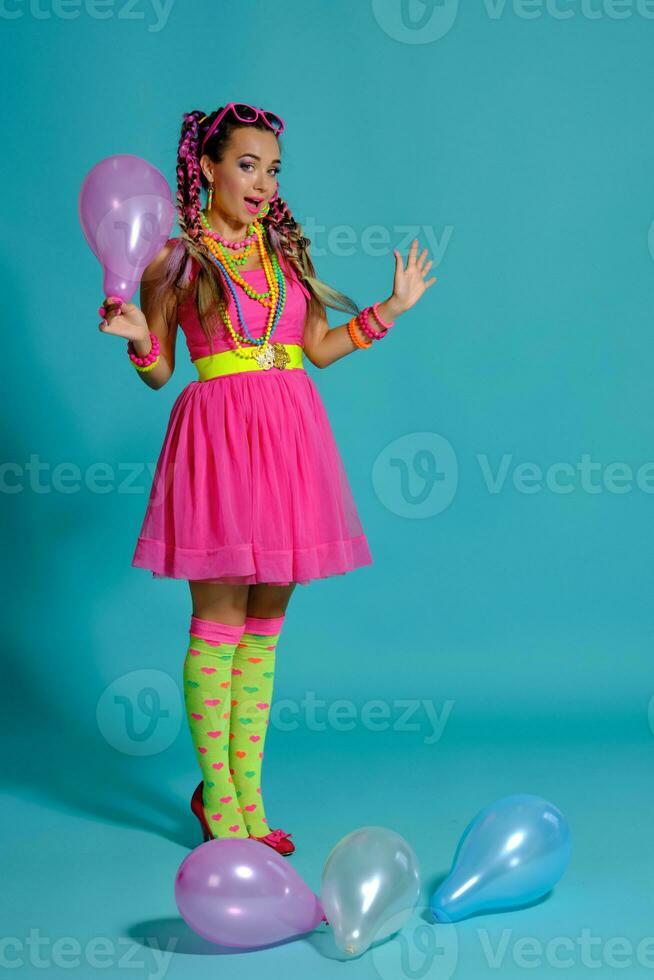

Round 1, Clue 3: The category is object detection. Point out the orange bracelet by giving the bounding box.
[347,315,372,349]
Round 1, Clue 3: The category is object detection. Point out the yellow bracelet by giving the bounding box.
[133,355,161,373]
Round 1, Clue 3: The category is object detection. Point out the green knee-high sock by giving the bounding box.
[228,614,284,837]
[183,615,249,839]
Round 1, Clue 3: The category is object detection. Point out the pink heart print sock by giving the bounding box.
[183,615,249,838]
[228,614,284,837]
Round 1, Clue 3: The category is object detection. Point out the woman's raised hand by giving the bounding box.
[390,238,437,315]
[98,296,149,343]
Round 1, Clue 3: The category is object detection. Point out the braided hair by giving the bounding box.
[152,107,360,353]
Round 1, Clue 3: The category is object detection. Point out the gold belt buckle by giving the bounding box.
[272,342,290,369]
[255,342,290,371]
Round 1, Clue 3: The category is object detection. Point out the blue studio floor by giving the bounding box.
[2,716,651,979]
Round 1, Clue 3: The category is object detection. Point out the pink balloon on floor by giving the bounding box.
[78,153,175,302]
[174,838,325,949]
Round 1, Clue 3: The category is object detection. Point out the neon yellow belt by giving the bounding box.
[193,342,305,381]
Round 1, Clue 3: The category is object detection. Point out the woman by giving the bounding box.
[97,102,435,854]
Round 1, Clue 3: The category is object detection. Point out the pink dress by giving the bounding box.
[130,243,373,586]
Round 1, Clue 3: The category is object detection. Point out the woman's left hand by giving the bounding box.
[390,238,437,315]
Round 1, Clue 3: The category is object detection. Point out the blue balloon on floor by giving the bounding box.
[430,794,571,923]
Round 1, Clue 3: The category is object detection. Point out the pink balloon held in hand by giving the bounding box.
[78,154,175,303]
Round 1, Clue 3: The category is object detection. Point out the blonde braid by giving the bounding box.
[265,196,359,318]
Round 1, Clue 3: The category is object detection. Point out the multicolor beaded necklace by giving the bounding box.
[200,211,257,266]
[200,213,288,368]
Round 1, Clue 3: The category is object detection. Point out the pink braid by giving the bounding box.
[176,110,206,243]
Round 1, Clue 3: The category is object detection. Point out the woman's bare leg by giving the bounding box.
[246,582,297,618]
[188,580,251,625]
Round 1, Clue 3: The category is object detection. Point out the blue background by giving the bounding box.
[2,0,653,976]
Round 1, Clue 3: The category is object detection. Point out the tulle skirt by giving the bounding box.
[131,368,373,586]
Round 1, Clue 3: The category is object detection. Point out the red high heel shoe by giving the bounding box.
[190,780,213,843]
[190,781,295,856]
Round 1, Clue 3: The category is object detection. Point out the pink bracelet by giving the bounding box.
[372,302,395,330]
[127,332,160,372]
[357,306,388,341]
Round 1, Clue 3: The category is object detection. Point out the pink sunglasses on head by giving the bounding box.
[200,102,285,153]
